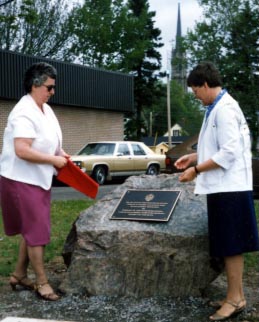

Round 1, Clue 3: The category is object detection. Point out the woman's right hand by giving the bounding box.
[14,138,68,169]
[53,156,68,169]
[174,153,197,170]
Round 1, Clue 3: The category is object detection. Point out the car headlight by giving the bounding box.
[72,161,82,169]
[72,161,87,172]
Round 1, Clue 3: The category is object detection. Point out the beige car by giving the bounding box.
[71,141,166,184]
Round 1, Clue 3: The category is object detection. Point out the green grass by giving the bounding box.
[0,200,94,276]
[0,199,258,277]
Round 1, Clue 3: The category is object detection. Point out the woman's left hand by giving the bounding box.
[178,166,197,182]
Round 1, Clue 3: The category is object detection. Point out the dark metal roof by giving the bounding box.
[0,49,134,113]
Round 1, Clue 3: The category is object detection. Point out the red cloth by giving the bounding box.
[56,159,99,199]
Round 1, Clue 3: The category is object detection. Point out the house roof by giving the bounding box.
[141,136,189,147]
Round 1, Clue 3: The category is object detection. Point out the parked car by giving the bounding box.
[71,141,166,185]
[165,135,259,199]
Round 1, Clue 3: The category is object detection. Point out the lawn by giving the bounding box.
[0,199,258,277]
[0,199,94,276]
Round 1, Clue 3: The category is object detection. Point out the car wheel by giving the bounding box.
[146,164,159,176]
[92,166,107,185]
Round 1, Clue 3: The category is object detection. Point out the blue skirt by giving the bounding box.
[207,191,259,257]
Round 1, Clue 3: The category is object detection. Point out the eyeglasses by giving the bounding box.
[43,84,56,92]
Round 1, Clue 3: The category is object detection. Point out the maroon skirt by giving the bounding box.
[0,176,51,246]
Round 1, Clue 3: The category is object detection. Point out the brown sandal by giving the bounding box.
[9,273,35,291]
[209,299,246,321]
[36,282,60,301]
[208,299,225,309]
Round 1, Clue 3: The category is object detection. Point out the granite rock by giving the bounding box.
[60,174,219,297]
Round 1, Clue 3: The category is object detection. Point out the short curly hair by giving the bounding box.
[23,62,57,94]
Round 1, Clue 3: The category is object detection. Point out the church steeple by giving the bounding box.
[171,2,187,92]
[176,2,182,51]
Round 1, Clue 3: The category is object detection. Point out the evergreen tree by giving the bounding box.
[124,0,163,140]
[71,0,164,140]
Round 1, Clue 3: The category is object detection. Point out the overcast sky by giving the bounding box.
[148,0,203,74]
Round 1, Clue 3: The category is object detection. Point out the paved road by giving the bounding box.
[51,184,119,201]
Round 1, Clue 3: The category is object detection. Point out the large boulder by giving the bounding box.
[59,174,219,297]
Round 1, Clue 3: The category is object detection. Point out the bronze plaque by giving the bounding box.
[111,189,181,222]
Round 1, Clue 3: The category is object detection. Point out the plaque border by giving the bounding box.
[110,189,181,222]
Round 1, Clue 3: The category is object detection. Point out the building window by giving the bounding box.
[173,130,180,137]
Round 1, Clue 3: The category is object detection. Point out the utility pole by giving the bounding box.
[149,111,152,137]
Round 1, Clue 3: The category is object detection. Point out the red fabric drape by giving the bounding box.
[56,159,99,199]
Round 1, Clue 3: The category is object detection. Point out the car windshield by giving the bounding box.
[78,143,116,156]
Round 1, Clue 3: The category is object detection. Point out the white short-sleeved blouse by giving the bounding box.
[0,94,62,190]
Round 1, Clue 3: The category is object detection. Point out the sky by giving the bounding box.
[148,0,204,74]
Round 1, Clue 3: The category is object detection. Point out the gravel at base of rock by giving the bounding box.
[0,263,258,322]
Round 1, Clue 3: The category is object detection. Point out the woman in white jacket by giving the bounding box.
[175,62,259,321]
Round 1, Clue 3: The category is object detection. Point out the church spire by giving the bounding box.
[171,2,187,92]
[176,2,182,49]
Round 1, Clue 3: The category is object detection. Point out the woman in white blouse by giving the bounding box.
[0,62,69,301]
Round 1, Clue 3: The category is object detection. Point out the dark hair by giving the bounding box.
[23,62,57,93]
[187,62,222,88]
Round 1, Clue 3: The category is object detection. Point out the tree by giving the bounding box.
[183,0,259,149]
[142,80,203,138]
[0,0,15,6]
[170,81,203,136]
[71,0,164,140]
[68,0,130,68]
[124,0,164,140]
[142,81,167,137]
[0,0,73,60]
[0,0,164,141]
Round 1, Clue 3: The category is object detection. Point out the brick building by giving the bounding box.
[0,50,134,154]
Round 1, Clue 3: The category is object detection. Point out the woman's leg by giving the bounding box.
[9,237,35,289]
[224,254,245,302]
[27,245,48,284]
[210,254,246,320]
[27,244,59,300]
[13,237,30,276]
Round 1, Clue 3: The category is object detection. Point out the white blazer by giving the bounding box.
[195,92,252,194]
